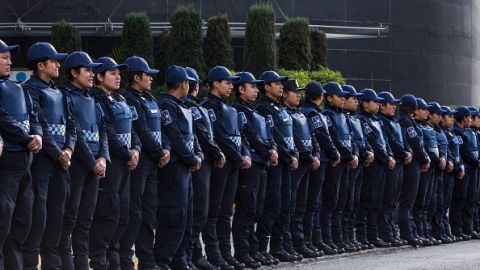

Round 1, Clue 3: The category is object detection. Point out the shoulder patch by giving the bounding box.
[129,106,138,121]
[162,110,173,125]
[325,115,332,127]
[363,122,373,135]
[311,115,323,129]
[266,115,274,127]
[190,106,202,121]
[207,109,216,122]
[238,112,247,125]
[407,126,417,138]
[455,136,464,144]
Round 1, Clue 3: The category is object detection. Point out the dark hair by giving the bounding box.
[188,81,198,94]
[94,70,107,85]
[399,103,416,115]
[305,90,323,102]
[454,114,469,123]
[166,82,184,91]
[66,67,83,82]
[125,71,145,86]
[27,58,49,71]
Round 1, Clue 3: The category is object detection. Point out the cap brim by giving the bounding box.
[338,90,351,97]
[87,63,103,68]
[186,75,197,82]
[227,75,240,81]
[374,97,384,102]
[51,52,68,60]
[145,68,160,75]
[0,44,20,54]
[353,93,364,97]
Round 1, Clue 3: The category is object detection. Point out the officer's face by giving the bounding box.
[363,100,380,113]
[239,83,258,103]
[97,68,121,91]
[38,59,60,79]
[134,73,153,92]
[415,108,428,121]
[213,80,233,98]
[71,67,94,89]
[473,116,480,128]
[380,102,396,117]
[442,114,454,128]
[328,94,345,109]
[429,112,442,125]
[0,51,12,78]
[344,96,358,111]
[282,90,300,107]
[265,81,284,99]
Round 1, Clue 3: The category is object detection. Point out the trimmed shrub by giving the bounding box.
[278,17,312,70]
[204,14,234,70]
[310,28,328,69]
[277,67,345,87]
[51,20,81,53]
[120,12,154,64]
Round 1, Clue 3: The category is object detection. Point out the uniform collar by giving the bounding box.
[208,93,228,103]
[160,92,184,105]
[24,74,56,89]
[126,87,154,100]
[62,81,89,96]
[186,94,200,104]
[303,100,322,112]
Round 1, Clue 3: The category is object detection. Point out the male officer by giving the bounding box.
[397,94,430,246]
[321,82,358,253]
[412,98,438,246]
[299,82,340,255]
[440,106,464,242]
[467,106,480,237]
[255,71,297,263]
[0,39,43,270]
[281,80,321,258]
[121,56,170,270]
[377,91,412,246]
[202,66,250,270]
[22,42,76,270]
[184,67,225,270]
[356,89,394,248]
[231,72,277,268]
[341,85,374,251]
[156,65,203,270]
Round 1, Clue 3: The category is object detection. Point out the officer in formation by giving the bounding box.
[4,38,480,270]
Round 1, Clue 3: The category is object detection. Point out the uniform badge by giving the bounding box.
[190,107,202,121]
[363,122,373,135]
[266,115,274,127]
[238,112,247,125]
[407,127,417,138]
[207,109,216,122]
[312,115,322,129]
[129,106,138,121]
[325,115,332,127]
[162,110,173,125]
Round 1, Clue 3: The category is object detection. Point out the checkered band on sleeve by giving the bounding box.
[284,136,295,151]
[150,131,162,144]
[13,120,30,135]
[116,133,132,148]
[228,136,242,149]
[48,123,66,136]
[83,130,99,142]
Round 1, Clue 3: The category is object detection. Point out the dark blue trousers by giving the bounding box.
[270,165,292,253]
[289,163,310,250]
[378,163,403,242]
[303,163,327,245]
[413,166,434,237]
[343,164,363,244]
[398,160,421,241]
[432,170,446,238]
[442,172,455,236]
[463,168,478,234]
[450,168,474,235]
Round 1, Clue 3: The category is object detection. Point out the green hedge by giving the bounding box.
[277,67,345,87]
[120,12,154,64]
[310,28,328,69]
[204,14,234,70]
[278,17,312,70]
[51,20,81,53]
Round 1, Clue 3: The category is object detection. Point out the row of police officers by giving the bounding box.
[0,39,480,270]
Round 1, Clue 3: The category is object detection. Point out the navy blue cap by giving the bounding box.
[468,106,479,117]
[323,82,349,96]
[165,65,196,85]
[234,72,263,86]
[305,81,325,97]
[259,71,288,84]
[358,88,384,102]
[93,57,128,74]
[124,56,159,74]
[185,67,200,83]
[27,42,66,62]
[342,85,364,97]
[206,66,239,83]
[455,106,471,117]
[378,91,401,104]
[416,98,432,110]
[0,39,20,54]
[63,51,102,72]
[401,94,417,107]
[440,106,454,115]
[283,79,305,92]
[427,102,447,114]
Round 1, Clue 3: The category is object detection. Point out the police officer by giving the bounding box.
[231,72,277,268]
[321,82,358,254]
[255,71,297,263]
[299,82,340,255]
[281,80,321,258]
[423,102,448,245]
[59,51,109,270]
[121,56,170,270]
[0,39,43,270]
[397,94,430,246]
[377,91,412,247]
[440,106,464,243]
[89,57,141,270]
[450,106,479,240]
[156,65,203,270]
[356,89,394,248]
[21,42,76,270]
[467,106,480,237]
[341,85,374,251]
[202,66,250,270]
[184,67,225,270]
[412,98,438,246]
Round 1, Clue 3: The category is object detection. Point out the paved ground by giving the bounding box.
[271,240,480,270]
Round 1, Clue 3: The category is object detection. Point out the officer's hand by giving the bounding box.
[191,156,202,172]
[158,149,170,168]
[349,155,359,169]
[59,148,72,170]
[241,155,252,169]
[404,152,413,165]
[28,134,43,154]
[94,157,107,179]
[366,151,374,165]
[331,156,340,167]
[387,157,396,170]
[311,157,320,170]
[270,149,279,166]
[439,158,447,171]
[421,162,430,172]
[290,157,299,170]
[447,161,454,172]
[215,152,226,168]
[458,167,465,180]
[127,149,140,171]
